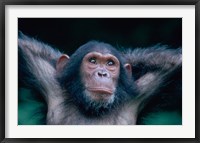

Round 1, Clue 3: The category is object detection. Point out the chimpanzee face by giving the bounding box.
[81,51,120,109]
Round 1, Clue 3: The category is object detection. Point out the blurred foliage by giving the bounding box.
[18,88,47,125]
[139,111,182,125]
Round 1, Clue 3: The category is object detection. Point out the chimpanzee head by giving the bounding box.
[56,41,137,117]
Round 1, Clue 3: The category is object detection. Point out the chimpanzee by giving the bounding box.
[18,32,182,125]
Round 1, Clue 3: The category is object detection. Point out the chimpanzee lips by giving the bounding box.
[87,87,114,95]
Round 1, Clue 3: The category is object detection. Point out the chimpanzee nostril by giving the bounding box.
[97,71,108,77]
[102,73,107,77]
[98,72,103,77]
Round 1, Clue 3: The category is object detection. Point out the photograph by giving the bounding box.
[1,3,198,142]
[18,18,182,125]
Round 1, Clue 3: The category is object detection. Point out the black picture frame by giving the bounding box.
[0,0,199,143]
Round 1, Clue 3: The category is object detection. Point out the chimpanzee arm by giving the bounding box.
[124,46,181,92]
[123,46,182,115]
[124,45,181,79]
[18,32,65,107]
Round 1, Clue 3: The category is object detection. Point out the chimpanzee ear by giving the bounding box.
[124,63,132,77]
[56,54,70,72]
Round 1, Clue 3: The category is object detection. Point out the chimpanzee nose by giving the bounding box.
[97,70,108,77]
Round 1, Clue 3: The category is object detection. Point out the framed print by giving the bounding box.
[1,0,199,143]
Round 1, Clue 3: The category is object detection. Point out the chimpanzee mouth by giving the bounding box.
[87,87,114,95]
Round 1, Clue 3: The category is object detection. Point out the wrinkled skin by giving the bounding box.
[81,52,120,104]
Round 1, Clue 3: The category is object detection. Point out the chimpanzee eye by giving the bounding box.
[107,60,115,66]
[89,57,97,64]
